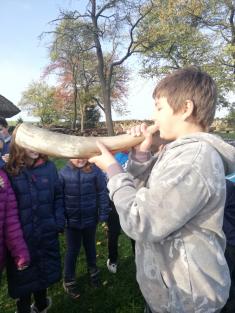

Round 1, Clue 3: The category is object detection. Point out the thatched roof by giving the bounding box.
[0,94,20,118]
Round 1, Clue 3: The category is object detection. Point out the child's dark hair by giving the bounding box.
[0,117,8,128]
[152,67,217,128]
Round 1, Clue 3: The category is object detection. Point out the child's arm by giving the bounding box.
[127,150,158,189]
[108,161,210,242]
[89,123,157,174]
[126,123,160,179]
[4,177,30,269]
[89,140,210,242]
[95,168,111,222]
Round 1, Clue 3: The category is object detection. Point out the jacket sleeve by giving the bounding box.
[51,164,65,232]
[4,177,30,268]
[127,150,158,189]
[108,162,211,242]
[96,168,111,222]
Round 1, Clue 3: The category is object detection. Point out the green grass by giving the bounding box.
[215,131,235,140]
[52,158,67,170]
[0,158,144,313]
[0,227,143,313]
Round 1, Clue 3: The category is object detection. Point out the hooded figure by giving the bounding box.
[107,133,235,313]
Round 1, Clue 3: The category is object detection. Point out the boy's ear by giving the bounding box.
[181,100,194,121]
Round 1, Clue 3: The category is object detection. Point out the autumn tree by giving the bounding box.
[55,0,154,135]
[138,0,235,109]
[189,0,235,77]
[44,17,129,132]
[44,18,97,130]
[226,106,235,127]
[19,81,60,125]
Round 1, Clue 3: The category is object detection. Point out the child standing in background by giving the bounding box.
[0,117,11,153]
[0,168,30,281]
[106,151,135,274]
[6,130,65,313]
[0,117,11,166]
[59,159,110,299]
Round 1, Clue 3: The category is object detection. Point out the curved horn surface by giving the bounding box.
[15,123,157,158]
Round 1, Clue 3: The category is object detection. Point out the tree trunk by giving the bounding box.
[91,0,114,135]
[73,85,78,130]
[80,106,84,133]
[103,84,114,135]
[104,103,114,135]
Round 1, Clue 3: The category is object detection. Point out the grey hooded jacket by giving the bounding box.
[107,133,235,313]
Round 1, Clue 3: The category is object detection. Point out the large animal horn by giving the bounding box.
[15,123,158,158]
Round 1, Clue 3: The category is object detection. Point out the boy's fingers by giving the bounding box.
[88,141,109,163]
[147,123,159,134]
[96,141,110,154]
[88,156,96,163]
[140,123,147,133]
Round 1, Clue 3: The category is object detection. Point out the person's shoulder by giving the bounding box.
[173,136,219,157]
[91,163,100,172]
[167,138,203,160]
[59,162,73,175]
[44,160,56,169]
[91,164,106,176]
[42,160,59,177]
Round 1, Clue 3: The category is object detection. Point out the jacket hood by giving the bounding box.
[166,132,235,176]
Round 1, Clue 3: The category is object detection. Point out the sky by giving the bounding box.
[0,0,228,122]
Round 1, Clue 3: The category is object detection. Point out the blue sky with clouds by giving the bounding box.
[0,0,227,122]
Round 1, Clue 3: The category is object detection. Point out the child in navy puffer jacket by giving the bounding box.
[0,168,30,280]
[6,130,65,313]
[59,158,110,298]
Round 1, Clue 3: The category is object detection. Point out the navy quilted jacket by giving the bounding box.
[59,162,110,229]
[7,160,65,298]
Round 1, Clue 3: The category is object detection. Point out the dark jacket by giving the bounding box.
[0,135,11,168]
[223,179,235,246]
[0,136,5,168]
[7,160,65,298]
[59,162,110,229]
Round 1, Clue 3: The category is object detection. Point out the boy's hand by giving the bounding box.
[127,123,158,152]
[89,141,117,172]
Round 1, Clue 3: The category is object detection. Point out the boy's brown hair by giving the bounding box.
[152,67,217,128]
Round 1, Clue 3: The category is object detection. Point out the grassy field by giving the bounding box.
[1,128,234,313]
[214,131,235,140]
[0,226,143,313]
[0,158,144,313]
